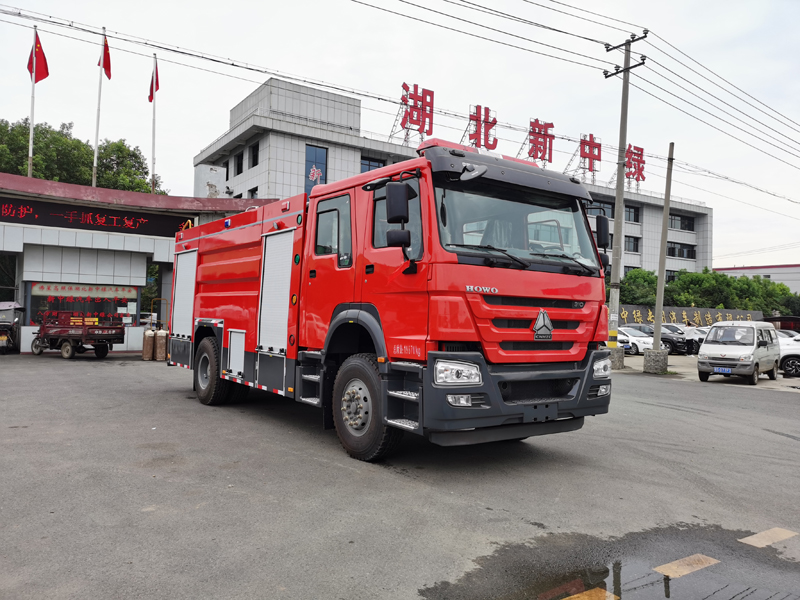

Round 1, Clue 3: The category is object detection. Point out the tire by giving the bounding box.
[61,341,75,360]
[767,361,778,380]
[332,353,403,462]
[747,366,759,386]
[781,356,800,378]
[94,344,109,359]
[31,338,43,355]
[698,371,709,382]
[664,340,675,355]
[631,343,640,356]
[226,383,251,404]
[194,337,230,406]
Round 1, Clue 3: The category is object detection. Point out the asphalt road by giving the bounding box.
[2,353,799,599]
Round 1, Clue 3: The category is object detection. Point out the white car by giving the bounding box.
[777,330,800,377]
[619,327,668,355]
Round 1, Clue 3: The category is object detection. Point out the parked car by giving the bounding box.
[778,330,800,377]
[623,323,687,355]
[619,327,668,355]
[778,329,800,340]
[697,321,780,385]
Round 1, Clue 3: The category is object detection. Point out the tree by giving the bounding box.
[619,268,657,306]
[0,118,165,193]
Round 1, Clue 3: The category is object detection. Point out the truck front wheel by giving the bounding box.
[194,337,230,405]
[31,338,44,355]
[332,353,403,462]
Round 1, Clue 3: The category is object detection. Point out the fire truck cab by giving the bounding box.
[169,140,612,461]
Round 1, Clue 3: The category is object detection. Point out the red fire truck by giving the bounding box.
[169,139,612,461]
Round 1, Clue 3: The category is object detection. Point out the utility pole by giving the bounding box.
[604,31,647,368]
[645,142,674,374]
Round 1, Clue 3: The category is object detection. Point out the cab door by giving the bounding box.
[355,177,429,361]
[299,191,357,349]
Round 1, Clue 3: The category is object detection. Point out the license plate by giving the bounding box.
[623,344,631,349]
[713,367,732,374]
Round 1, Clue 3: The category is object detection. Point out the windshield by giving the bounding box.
[705,326,754,346]
[664,325,684,334]
[621,328,648,338]
[433,176,600,273]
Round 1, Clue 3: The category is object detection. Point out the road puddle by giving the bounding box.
[419,524,800,599]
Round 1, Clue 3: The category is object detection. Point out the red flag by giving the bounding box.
[148,60,159,102]
[27,32,49,83]
[98,35,111,79]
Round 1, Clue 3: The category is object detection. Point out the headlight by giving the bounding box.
[739,354,753,362]
[434,360,482,385]
[699,353,708,360]
[593,357,612,379]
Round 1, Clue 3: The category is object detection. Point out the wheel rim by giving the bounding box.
[340,377,371,437]
[784,358,800,376]
[197,354,211,389]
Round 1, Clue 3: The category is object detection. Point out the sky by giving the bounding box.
[1,0,799,268]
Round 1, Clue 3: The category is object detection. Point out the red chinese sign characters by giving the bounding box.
[468,105,497,150]
[625,144,645,182]
[49,210,149,230]
[528,119,555,164]
[580,134,602,172]
[400,82,434,136]
[1,203,35,219]
[308,166,323,183]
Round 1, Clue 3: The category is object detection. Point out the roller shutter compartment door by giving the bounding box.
[171,250,198,337]
[258,231,294,352]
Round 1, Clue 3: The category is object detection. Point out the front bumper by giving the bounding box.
[421,348,611,445]
[697,360,754,375]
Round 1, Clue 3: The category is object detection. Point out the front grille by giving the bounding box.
[492,319,579,330]
[499,341,574,351]
[498,378,577,404]
[484,296,575,308]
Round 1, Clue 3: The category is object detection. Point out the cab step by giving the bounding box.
[387,390,419,402]
[298,396,321,407]
[386,418,419,431]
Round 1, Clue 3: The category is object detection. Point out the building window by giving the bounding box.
[373,179,423,260]
[315,194,351,267]
[667,242,696,259]
[585,200,614,218]
[305,145,328,196]
[249,143,259,169]
[234,152,244,176]
[624,236,640,253]
[624,206,640,223]
[223,160,229,181]
[668,214,695,231]
[248,187,258,199]
[666,270,678,282]
[361,157,386,173]
[624,266,638,276]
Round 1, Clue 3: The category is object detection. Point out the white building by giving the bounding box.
[715,264,800,293]
[195,78,714,278]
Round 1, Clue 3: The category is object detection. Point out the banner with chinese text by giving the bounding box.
[620,305,764,327]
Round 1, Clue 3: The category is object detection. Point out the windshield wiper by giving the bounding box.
[529,252,596,275]
[447,244,528,269]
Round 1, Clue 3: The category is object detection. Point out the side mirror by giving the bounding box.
[386,229,411,248]
[595,215,610,250]
[599,252,610,270]
[386,182,410,224]
[757,339,768,348]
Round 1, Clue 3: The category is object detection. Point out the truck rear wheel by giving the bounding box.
[94,344,109,359]
[194,337,230,405]
[332,353,403,462]
[61,341,75,359]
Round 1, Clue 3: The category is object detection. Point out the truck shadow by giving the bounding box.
[233,389,593,474]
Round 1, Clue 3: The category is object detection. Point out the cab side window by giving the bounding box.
[315,194,352,268]
[372,179,423,260]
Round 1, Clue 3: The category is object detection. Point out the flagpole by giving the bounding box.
[27,25,37,178]
[151,53,157,194]
[92,28,106,188]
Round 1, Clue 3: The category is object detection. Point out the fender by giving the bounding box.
[322,304,387,359]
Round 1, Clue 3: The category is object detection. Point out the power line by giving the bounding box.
[715,241,800,260]
[627,79,800,179]
[392,0,614,66]
[449,0,608,44]
[518,0,634,34]
[649,32,800,132]
[540,0,644,30]
[350,0,604,71]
